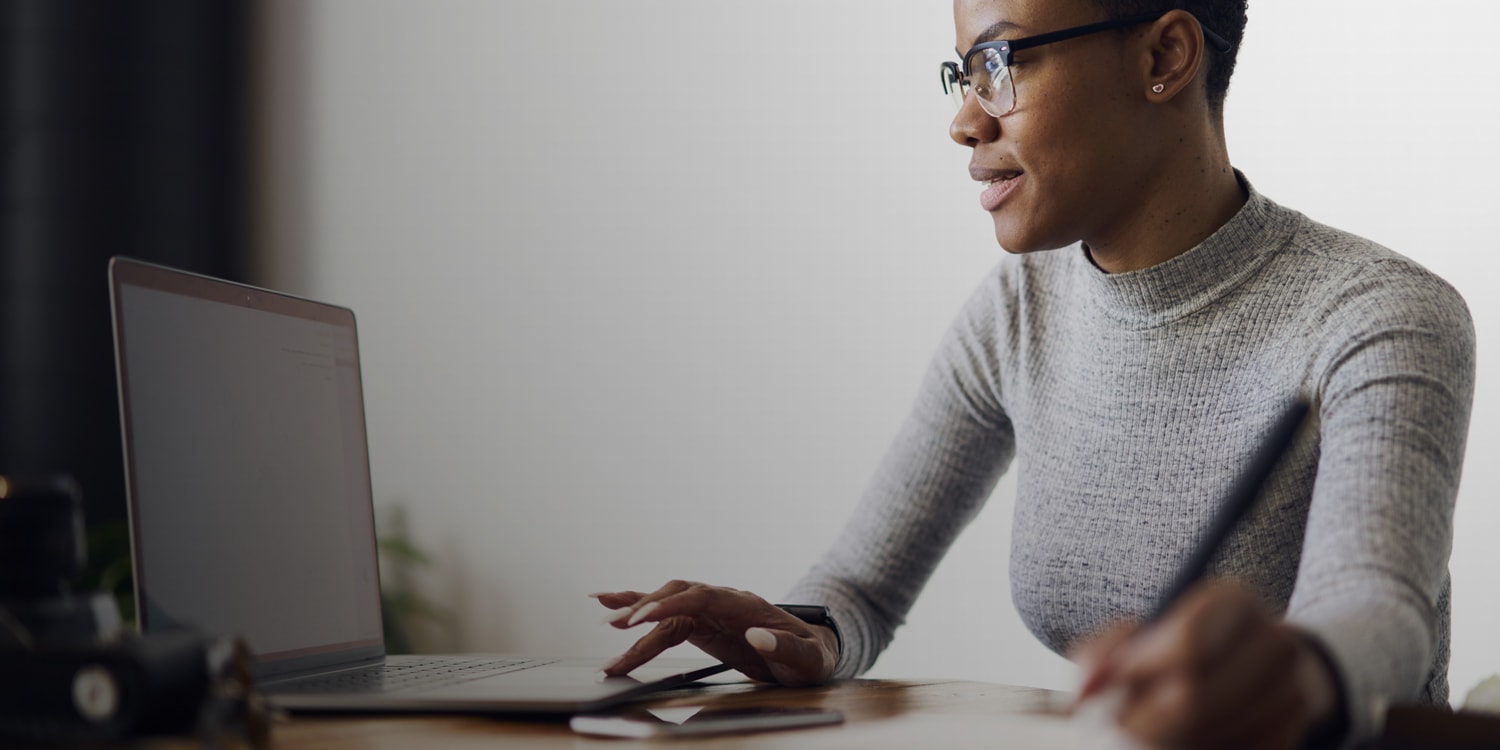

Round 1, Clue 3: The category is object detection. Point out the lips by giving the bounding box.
[975,169,1023,212]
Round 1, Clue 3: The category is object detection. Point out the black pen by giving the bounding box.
[1147,397,1311,623]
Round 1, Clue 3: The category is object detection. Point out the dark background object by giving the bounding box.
[1380,705,1500,750]
[0,474,124,647]
[2,0,251,546]
[0,475,85,601]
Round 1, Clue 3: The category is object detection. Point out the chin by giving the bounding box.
[991,219,1071,255]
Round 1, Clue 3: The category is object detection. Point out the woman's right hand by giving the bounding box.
[592,580,838,687]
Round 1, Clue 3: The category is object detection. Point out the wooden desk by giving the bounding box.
[137,679,1064,749]
[125,677,1499,750]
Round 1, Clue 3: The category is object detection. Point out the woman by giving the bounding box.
[593,2,1474,748]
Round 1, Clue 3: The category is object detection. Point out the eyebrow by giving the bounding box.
[964,20,1025,52]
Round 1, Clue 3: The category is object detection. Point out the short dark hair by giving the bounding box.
[1091,0,1248,110]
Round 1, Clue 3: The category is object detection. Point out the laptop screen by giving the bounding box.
[110,259,384,672]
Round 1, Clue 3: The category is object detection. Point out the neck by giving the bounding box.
[1083,118,1245,275]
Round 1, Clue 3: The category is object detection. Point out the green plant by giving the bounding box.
[76,508,452,652]
[376,505,453,654]
[80,520,135,628]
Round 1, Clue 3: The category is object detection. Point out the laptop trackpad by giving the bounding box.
[421,659,726,698]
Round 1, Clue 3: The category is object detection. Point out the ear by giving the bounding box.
[1140,9,1207,103]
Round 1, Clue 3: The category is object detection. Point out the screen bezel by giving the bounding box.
[108,256,388,679]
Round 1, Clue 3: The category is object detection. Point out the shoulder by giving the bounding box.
[927,250,1079,405]
[1259,205,1476,399]
[938,249,1084,361]
[1271,205,1472,339]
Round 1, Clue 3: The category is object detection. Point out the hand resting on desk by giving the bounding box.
[1072,580,1343,750]
[592,580,837,687]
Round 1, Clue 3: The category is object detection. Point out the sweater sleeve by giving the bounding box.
[784,272,1017,678]
[1287,265,1475,746]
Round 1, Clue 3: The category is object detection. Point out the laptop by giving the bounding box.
[108,257,729,713]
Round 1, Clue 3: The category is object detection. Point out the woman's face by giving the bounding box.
[951,0,1160,254]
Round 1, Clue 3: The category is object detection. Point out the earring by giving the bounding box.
[1151,83,1165,94]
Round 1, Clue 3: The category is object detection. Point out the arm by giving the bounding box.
[592,270,1019,683]
[785,273,1018,677]
[1287,267,1475,744]
[1075,265,1475,749]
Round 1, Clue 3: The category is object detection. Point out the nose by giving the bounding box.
[949,92,999,147]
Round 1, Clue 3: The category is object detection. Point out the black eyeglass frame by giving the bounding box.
[941,11,1233,112]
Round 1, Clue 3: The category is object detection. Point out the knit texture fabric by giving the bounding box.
[785,182,1475,746]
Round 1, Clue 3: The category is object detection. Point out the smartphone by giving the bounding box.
[570,706,844,738]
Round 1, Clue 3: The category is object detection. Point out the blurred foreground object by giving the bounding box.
[0,475,269,747]
[1464,675,1500,713]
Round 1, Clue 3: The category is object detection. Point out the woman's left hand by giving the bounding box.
[1071,580,1344,749]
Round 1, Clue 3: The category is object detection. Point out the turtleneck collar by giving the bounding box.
[1072,173,1298,330]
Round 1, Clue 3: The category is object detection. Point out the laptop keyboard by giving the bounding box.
[272,656,558,694]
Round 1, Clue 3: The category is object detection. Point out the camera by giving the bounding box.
[0,475,256,745]
[0,475,121,645]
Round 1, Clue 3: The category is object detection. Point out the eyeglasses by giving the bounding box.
[941,11,1233,117]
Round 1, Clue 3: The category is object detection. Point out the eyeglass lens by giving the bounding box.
[945,48,1016,117]
[943,65,966,111]
[966,48,1014,117]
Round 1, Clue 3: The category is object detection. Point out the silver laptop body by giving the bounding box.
[108,257,726,713]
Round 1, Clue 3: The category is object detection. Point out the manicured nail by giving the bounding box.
[626,601,660,627]
[603,607,634,625]
[745,627,777,653]
[587,592,609,599]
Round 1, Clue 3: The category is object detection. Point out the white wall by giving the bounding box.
[256,1,1500,700]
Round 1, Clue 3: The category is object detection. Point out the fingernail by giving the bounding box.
[626,601,659,627]
[603,607,635,625]
[745,627,777,653]
[587,592,609,599]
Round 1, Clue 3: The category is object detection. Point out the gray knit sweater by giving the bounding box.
[786,182,1475,745]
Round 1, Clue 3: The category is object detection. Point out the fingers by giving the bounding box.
[601,617,694,676]
[590,581,839,686]
[1070,619,1138,703]
[590,590,646,612]
[598,580,702,630]
[1107,583,1261,746]
[1176,615,1298,744]
[743,626,837,687]
[592,580,734,678]
[1088,580,1338,750]
[1113,581,1257,681]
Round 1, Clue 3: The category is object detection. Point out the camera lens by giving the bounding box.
[0,475,85,599]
